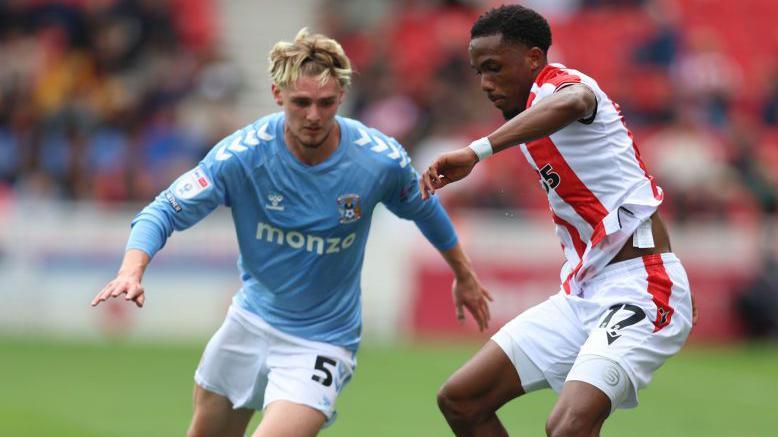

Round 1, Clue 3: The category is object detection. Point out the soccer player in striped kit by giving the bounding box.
[91,29,492,437]
[421,5,699,436]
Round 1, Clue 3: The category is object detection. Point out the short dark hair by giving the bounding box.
[471,5,552,54]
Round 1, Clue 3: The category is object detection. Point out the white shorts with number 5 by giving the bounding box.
[195,304,356,426]
[492,253,693,410]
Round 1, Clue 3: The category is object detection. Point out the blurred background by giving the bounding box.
[1,0,777,435]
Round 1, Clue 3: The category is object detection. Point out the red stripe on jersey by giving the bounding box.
[626,128,662,201]
[534,65,557,85]
[527,137,609,229]
[526,91,537,109]
[548,73,581,89]
[562,259,583,294]
[612,102,662,201]
[590,221,607,247]
[534,64,582,88]
[643,254,674,332]
[552,211,586,258]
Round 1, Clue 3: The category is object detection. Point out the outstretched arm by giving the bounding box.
[91,249,150,308]
[439,243,493,331]
[89,157,229,309]
[420,84,596,199]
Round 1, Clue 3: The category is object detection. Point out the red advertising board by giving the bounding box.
[410,259,748,342]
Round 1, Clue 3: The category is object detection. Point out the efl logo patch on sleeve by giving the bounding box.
[174,167,212,200]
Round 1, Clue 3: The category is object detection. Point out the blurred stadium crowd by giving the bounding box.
[2,0,778,226]
[0,0,241,203]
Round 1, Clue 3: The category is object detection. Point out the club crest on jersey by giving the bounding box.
[337,194,362,224]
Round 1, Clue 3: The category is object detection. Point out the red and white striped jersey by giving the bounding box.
[519,63,663,296]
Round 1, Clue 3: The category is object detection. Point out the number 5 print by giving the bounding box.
[312,355,337,387]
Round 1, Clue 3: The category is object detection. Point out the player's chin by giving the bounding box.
[501,106,521,121]
[491,100,520,120]
[299,134,324,148]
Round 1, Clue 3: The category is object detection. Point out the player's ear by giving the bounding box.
[271,83,283,106]
[527,47,545,70]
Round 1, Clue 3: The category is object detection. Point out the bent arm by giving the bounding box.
[419,84,597,198]
[487,84,596,156]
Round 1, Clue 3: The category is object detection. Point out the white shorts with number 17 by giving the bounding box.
[492,253,693,410]
[195,305,356,426]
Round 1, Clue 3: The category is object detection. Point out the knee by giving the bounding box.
[545,408,594,437]
[436,383,483,425]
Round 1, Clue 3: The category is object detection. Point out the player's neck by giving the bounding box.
[531,62,548,82]
[285,122,341,166]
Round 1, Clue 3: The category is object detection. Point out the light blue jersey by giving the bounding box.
[127,113,457,351]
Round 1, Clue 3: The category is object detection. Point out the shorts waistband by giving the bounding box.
[588,252,680,285]
[228,304,354,359]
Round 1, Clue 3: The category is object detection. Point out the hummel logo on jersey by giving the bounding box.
[266,193,284,211]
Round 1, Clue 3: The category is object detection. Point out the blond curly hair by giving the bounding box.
[268,28,352,89]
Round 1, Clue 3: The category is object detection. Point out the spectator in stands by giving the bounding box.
[642,108,735,222]
[671,28,741,127]
[633,0,680,68]
[726,118,778,217]
[761,65,778,126]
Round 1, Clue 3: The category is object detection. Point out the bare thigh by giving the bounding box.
[547,381,611,437]
[188,384,254,437]
[252,400,326,437]
[441,340,527,414]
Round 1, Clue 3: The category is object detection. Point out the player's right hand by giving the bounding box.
[420,147,479,200]
[91,273,146,308]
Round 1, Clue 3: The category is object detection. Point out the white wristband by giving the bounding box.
[468,137,493,161]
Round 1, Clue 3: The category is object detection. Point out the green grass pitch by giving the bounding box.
[1,337,776,436]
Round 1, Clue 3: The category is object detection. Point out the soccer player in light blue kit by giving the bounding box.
[91,29,492,437]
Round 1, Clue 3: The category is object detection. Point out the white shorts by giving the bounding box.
[492,253,693,410]
[195,305,356,427]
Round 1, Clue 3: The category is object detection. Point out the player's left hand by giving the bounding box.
[451,272,493,331]
[691,292,699,326]
[420,147,479,200]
